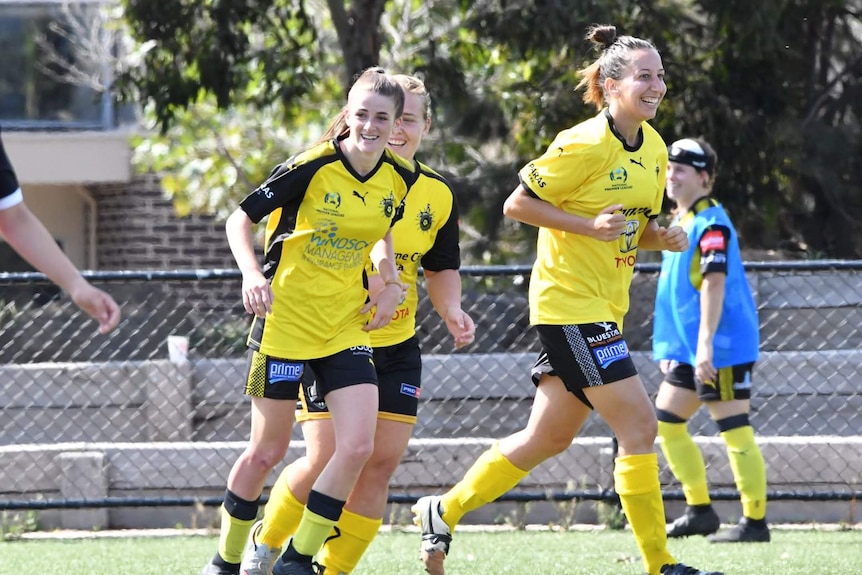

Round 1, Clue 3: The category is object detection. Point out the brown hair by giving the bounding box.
[391,74,432,120]
[575,24,658,110]
[318,67,406,143]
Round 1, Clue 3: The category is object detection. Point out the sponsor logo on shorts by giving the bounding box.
[267,360,304,383]
[400,383,420,398]
[349,345,373,356]
[734,370,752,390]
[594,341,630,369]
[586,324,621,343]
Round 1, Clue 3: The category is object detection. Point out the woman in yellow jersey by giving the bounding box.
[411,25,723,575]
[201,68,416,575]
[237,74,475,575]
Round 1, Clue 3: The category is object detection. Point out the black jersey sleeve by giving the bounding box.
[0,130,22,204]
[518,174,542,199]
[421,190,461,272]
[698,224,731,276]
[239,162,315,224]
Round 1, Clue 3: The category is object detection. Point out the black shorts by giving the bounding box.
[664,360,755,402]
[298,336,422,424]
[243,346,378,401]
[531,323,638,409]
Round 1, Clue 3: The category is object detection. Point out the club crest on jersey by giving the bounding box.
[417,204,434,231]
[380,192,396,218]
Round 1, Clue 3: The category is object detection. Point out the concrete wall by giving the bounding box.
[1,352,861,529]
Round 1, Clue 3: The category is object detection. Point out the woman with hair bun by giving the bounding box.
[411,25,723,575]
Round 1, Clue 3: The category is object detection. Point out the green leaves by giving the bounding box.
[120,0,862,258]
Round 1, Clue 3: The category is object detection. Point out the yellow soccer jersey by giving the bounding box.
[369,161,460,348]
[239,136,417,359]
[518,109,667,328]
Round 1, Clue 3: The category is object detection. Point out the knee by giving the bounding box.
[244,440,289,472]
[519,429,573,460]
[335,437,375,469]
[616,414,658,452]
[361,452,402,484]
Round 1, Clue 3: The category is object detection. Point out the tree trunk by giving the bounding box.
[327,0,388,91]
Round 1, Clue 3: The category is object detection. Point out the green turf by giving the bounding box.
[0,528,859,575]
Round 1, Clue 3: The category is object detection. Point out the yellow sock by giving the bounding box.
[317,509,382,573]
[217,507,257,564]
[291,490,345,557]
[440,442,529,530]
[721,426,767,520]
[216,489,259,564]
[259,470,306,548]
[657,420,710,506]
[614,453,676,575]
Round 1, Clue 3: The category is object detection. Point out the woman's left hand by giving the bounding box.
[445,307,476,349]
[362,281,407,331]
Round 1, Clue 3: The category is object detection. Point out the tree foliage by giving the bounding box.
[118,0,862,260]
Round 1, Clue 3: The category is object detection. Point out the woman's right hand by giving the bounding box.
[241,272,274,317]
[590,204,626,241]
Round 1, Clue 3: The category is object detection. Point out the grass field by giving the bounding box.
[0,527,859,575]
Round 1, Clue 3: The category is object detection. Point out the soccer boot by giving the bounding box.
[708,516,771,543]
[200,560,239,575]
[660,563,725,575]
[271,541,321,575]
[666,505,721,538]
[240,520,282,575]
[411,495,452,575]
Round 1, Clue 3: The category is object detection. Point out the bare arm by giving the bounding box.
[0,202,120,333]
[363,230,404,331]
[425,268,475,349]
[225,207,273,317]
[695,272,726,383]
[502,185,626,240]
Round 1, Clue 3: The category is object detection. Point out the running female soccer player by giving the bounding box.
[201,67,417,575]
[411,25,723,575]
[239,73,475,575]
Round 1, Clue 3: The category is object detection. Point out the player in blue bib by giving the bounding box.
[653,137,769,544]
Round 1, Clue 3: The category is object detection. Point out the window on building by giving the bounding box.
[0,1,119,129]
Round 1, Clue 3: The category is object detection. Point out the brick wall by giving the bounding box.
[89,174,236,270]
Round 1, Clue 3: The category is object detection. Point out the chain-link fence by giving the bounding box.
[1,262,861,528]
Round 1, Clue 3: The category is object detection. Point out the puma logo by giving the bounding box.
[353,190,368,204]
[630,157,645,169]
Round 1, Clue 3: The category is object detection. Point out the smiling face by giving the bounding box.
[342,88,400,158]
[666,161,709,211]
[387,91,430,162]
[606,48,666,125]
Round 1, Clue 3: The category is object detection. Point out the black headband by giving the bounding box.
[668,145,714,174]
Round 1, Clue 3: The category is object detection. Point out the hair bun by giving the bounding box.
[587,24,618,51]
